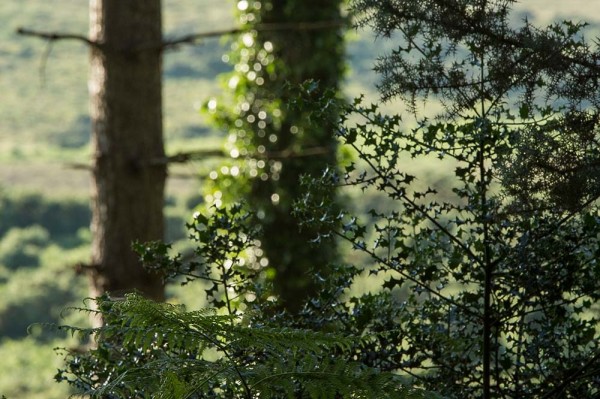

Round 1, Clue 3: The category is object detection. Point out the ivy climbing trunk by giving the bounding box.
[88,0,166,305]
[219,0,345,312]
[259,0,343,312]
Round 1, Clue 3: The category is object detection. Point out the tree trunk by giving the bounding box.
[260,0,343,313]
[230,0,345,312]
[88,0,166,304]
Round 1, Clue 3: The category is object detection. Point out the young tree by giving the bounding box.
[207,0,346,312]
[296,0,600,397]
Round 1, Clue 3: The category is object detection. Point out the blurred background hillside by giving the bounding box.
[0,1,598,397]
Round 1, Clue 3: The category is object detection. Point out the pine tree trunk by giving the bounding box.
[88,0,165,304]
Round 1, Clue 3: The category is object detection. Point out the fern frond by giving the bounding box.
[58,293,438,398]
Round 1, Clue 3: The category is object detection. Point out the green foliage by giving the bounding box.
[0,190,90,240]
[0,225,49,269]
[34,2,600,398]
[57,205,435,399]
[0,337,73,399]
[0,190,91,342]
[0,190,93,344]
[138,203,269,311]
[293,1,600,397]
[57,294,432,399]
[3,4,410,398]
[0,259,87,340]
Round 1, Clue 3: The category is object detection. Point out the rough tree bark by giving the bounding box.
[88,0,166,302]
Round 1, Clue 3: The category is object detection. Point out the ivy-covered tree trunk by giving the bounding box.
[253,0,344,312]
[88,0,166,304]
[210,0,345,313]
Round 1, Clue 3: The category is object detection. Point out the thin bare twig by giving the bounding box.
[148,149,227,165]
[18,20,346,55]
[16,27,100,48]
[161,20,346,50]
[147,146,333,165]
[38,39,54,86]
[260,146,333,159]
[64,146,334,173]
